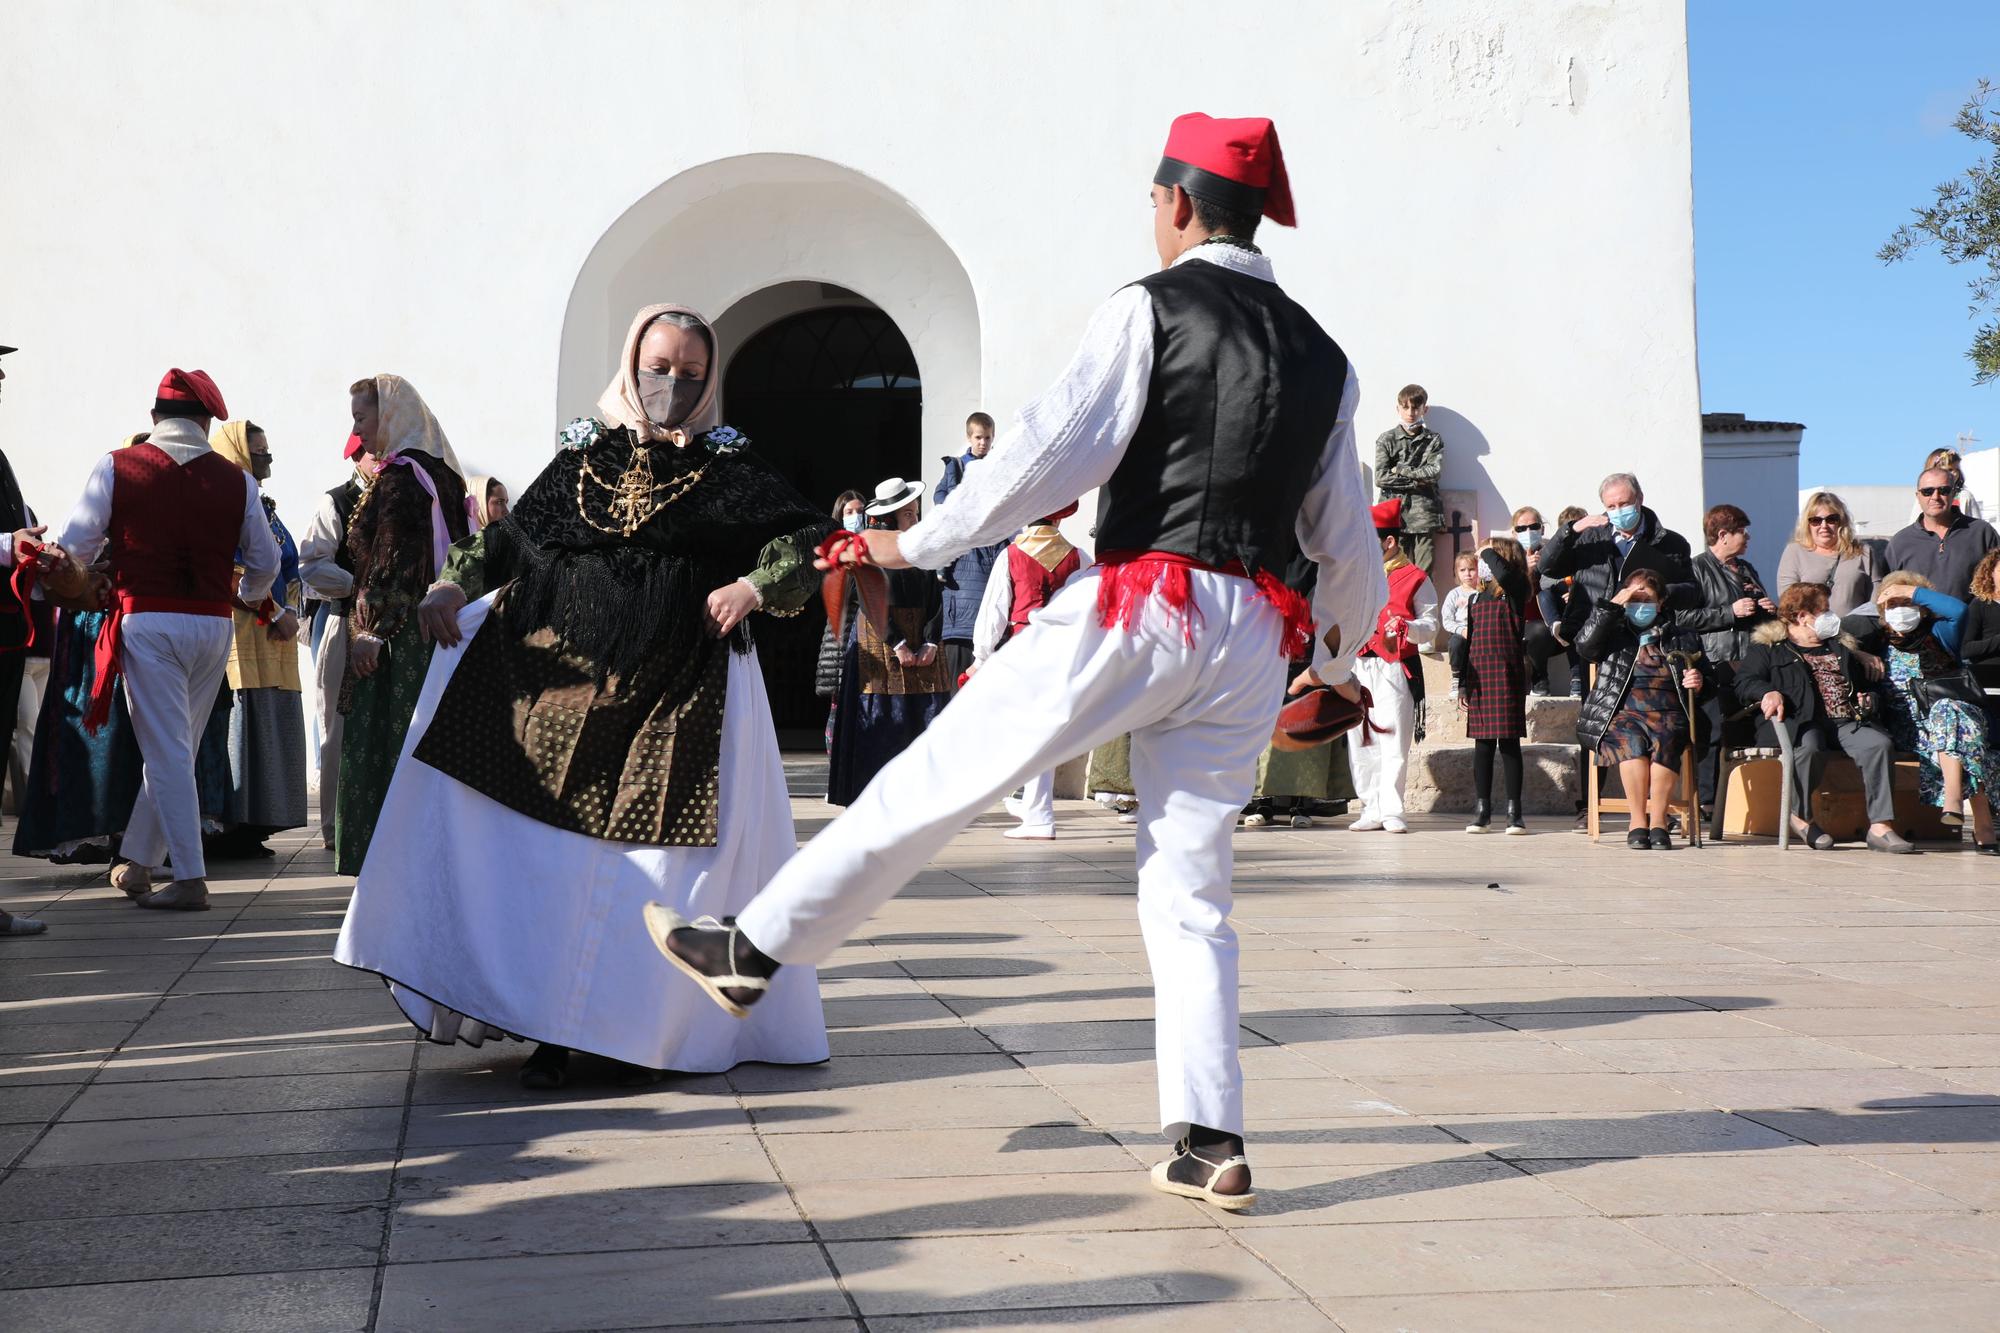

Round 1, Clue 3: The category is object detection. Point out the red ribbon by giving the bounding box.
[814,529,876,569]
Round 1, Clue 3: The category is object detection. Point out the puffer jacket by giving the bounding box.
[1539,506,1696,635]
[1680,551,1775,665]
[1573,601,1712,753]
[1732,619,1880,744]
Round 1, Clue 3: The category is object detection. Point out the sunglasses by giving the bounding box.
[1918,486,1957,498]
[1807,515,1840,526]
[1514,523,1543,533]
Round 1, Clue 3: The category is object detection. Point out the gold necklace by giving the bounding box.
[575,441,707,537]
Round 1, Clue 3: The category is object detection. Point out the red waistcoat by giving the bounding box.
[1364,562,1430,664]
[1007,544,1082,636]
[107,445,246,616]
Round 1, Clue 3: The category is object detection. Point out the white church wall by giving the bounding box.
[1,0,1698,564]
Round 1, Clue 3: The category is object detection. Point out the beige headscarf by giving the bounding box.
[211,419,258,474]
[365,374,462,477]
[595,304,722,445]
[463,473,498,529]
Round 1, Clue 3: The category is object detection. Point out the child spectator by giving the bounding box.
[1373,385,1443,576]
[1452,538,1533,834]
[1438,551,1479,699]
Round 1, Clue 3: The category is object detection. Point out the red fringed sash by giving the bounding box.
[1095,550,1314,659]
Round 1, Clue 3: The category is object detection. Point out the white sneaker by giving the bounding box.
[1350,812,1384,832]
[1117,812,1139,825]
[1004,795,1027,820]
[1004,824,1055,841]
[1382,816,1409,834]
[1242,811,1271,828]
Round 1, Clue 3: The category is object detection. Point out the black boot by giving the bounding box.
[1464,799,1491,834]
[519,1043,570,1091]
[1504,801,1526,835]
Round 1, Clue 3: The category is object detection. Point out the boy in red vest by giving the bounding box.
[648,112,1386,1209]
[1347,497,1439,833]
[967,503,1088,839]
[41,370,283,910]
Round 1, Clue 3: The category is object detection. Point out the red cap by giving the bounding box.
[1370,497,1404,531]
[342,432,364,460]
[1038,501,1080,525]
[155,368,228,420]
[1155,113,1295,227]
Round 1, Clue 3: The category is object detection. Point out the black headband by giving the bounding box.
[1154,157,1266,216]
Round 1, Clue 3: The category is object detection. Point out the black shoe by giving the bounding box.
[1626,829,1651,850]
[1649,826,1672,851]
[1504,801,1526,835]
[612,1061,666,1087]
[519,1043,570,1091]
[1976,842,2000,857]
[1149,1126,1255,1211]
[1465,800,1492,834]
[641,906,779,1019]
[1803,821,1835,851]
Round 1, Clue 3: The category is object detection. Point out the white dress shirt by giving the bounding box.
[297,484,358,603]
[57,418,281,606]
[897,243,1384,683]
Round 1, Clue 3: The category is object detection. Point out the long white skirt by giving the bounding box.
[333,594,828,1072]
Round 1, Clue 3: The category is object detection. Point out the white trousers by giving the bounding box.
[8,657,48,813]
[312,607,347,841]
[738,568,1286,1135]
[1016,768,1056,830]
[1346,655,1415,819]
[120,612,233,881]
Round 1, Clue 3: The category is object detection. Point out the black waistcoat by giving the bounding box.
[325,477,363,613]
[1093,257,1347,576]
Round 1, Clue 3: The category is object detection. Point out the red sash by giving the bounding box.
[1094,550,1313,660]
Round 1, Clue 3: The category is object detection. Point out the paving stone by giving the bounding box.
[763,1125,1134,1182]
[97,1039,414,1083]
[0,1201,385,1289]
[25,1106,404,1166]
[1756,1281,2000,1332]
[401,1091,750,1149]
[1516,1152,1970,1215]
[0,1268,375,1332]
[829,1230,1295,1316]
[866,1304,1335,1331]
[794,1170,1207,1239]
[62,1071,409,1121]
[0,1150,395,1221]
[1323,1287,1812,1332]
[373,1244,847,1331]
[1627,1211,2000,1285]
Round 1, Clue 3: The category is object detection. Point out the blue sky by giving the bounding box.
[1691,1,1998,485]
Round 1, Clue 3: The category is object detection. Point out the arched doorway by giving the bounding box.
[726,299,924,743]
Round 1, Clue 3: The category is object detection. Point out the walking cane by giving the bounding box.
[1666,648,1705,849]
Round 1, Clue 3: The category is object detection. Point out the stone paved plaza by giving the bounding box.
[3,775,2000,1331]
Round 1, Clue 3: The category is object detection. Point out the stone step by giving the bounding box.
[1403,740,1581,816]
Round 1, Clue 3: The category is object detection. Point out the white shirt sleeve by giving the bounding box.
[1404,575,1441,650]
[297,492,354,601]
[236,479,281,607]
[1295,363,1389,684]
[900,286,1155,570]
[55,454,118,569]
[971,548,1015,663]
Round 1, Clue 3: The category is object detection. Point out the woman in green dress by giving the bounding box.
[334,375,468,875]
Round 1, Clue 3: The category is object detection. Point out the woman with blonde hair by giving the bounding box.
[1776,491,1882,616]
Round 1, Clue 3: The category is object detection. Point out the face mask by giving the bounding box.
[1517,527,1543,550]
[638,371,704,429]
[1624,602,1659,629]
[250,453,272,481]
[1884,606,1922,634]
[1607,505,1641,533]
[842,512,864,533]
[1812,612,1843,639]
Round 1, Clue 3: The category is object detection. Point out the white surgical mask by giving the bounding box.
[841,511,864,533]
[1607,504,1642,533]
[1517,527,1544,551]
[1811,612,1842,639]
[1884,606,1922,634]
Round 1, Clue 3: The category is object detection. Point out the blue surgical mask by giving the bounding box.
[1624,602,1659,629]
[1607,505,1641,533]
[841,512,864,533]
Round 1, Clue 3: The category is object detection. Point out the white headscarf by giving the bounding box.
[595,304,721,446]
[368,374,463,477]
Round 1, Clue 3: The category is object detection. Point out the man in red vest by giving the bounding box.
[648,112,1387,1209]
[967,502,1089,839]
[1346,497,1439,833]
[42,369,283,910]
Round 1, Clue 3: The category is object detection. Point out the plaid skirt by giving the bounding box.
[1462,595,1527,739]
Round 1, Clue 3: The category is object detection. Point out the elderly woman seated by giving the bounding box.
[1735,584,1908,853]
[1873,571,1995,851]
[1575,566,1712,851]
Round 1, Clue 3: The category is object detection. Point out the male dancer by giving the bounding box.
[40,370,282,909]
[648,113,1384,1209]
[1346,497,1439,833]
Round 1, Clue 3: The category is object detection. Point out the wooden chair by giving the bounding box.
[1582,663,1703,846]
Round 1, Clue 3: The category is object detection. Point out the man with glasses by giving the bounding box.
[1886,466,1998,602]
